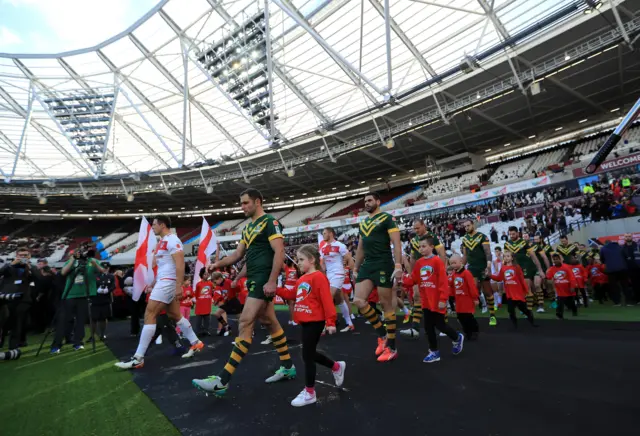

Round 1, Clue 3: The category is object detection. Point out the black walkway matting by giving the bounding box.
[106,315,640,436]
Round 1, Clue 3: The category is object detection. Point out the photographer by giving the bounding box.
[90,265,115,342]
[0,246,42,351]
[50,249,106,354]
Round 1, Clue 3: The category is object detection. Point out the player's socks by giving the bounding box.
[176,317,200,345]
[219,337,252,385]
[401,306,409,316]
[384,311,396,350]
[359,305,386,337]
[487,294,496,317]
[526,294,534,312]
[0,349,21,361]
[271,329,293,369]
[412,304,423,331]
[134,324,156,359]
[479,293,487,310]
[536,289,545,307]
[338,302,353,326]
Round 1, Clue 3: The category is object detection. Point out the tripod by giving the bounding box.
[36,260,96,356]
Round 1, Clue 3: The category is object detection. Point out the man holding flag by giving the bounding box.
[115,215,204,370]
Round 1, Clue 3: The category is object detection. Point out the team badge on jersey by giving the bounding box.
[296,282,311,302]
[420,265,434,278]
[554,271,566,280]
[273,220,282,234]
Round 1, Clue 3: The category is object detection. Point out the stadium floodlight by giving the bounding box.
[126,193,135,202]
[195,10,276,148]
[42,88,116,167]
[585,0,603,13]
[38,197,47,205]
[385,138,395,149]
[286,168,295,178]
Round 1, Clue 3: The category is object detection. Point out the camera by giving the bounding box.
[74,248,96,264]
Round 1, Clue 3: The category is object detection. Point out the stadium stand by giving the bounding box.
[489,157,535,183]
[528,149,567,175]
[316,199,361,219]
[422,170,488,197]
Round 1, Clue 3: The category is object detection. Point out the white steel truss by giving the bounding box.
[0,0,627,182]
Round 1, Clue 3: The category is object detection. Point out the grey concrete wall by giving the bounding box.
[569,217,640,243]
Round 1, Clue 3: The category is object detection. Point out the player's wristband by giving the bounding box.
[395,263,402,268]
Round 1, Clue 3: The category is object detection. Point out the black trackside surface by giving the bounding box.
[106,314,640,436]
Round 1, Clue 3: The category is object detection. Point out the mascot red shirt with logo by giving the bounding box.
[490,264,528,301]
[449,268,479,314]
[276,271,336,326]
[194,279,214,316]
[411,255,449,314]
[546,264,577,297]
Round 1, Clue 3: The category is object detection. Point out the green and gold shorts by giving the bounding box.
[356,261,394,288]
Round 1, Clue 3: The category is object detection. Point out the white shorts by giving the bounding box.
[328,273,345,291]
[150,279,176,304]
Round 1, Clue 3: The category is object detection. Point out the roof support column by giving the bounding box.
[9,83,35,182]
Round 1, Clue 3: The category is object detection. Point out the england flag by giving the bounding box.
[133,217,157,301]
[194,218,217,289]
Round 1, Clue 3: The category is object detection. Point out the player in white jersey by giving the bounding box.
[320,227,355,332]
[115,215,204,370]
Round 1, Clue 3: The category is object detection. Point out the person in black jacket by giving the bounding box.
[600,240,630,305]
[90,268,115,341]
[621,234,640,303]
[0,247,43,350]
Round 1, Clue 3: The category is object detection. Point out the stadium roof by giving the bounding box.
[0,0,639,214]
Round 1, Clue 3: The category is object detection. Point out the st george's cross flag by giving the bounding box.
[193,218,217,289]
[133,217,157,301]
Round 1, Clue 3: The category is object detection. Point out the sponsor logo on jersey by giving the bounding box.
[454,277,464,291]
[420,265,434,278]
[296,282,312,303]
[504,269,515,281]
[554,271,566,281]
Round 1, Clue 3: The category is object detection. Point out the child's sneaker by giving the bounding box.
[452,333,464,355]
[423,350,440,363]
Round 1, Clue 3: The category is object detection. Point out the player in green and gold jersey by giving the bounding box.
[461,219,497,326]
[505,227,544,313]
[192,188,295,396]
[525,233,550,312]
[555,235,578,263]
[354,192,402,362]
[400,219,447,338]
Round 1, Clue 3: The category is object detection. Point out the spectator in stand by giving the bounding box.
[500,231,508,242]
[490,226,498,244]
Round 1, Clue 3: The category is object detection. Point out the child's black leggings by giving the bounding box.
[301,321,336,388]
[507,299,535,327]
